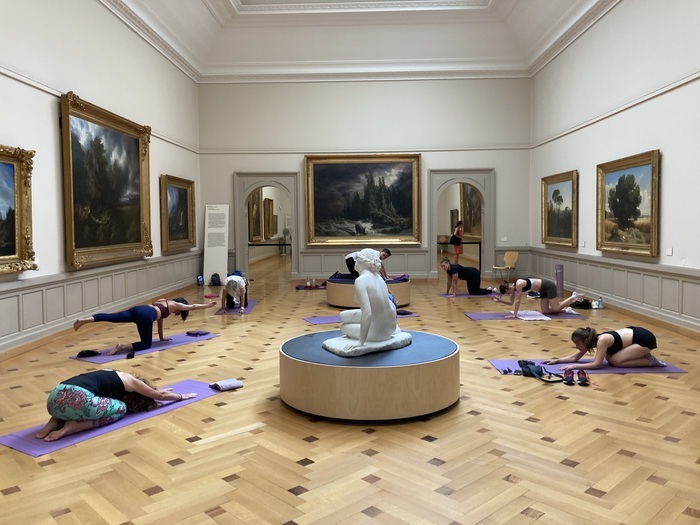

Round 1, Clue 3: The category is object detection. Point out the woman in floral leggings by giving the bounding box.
[35,370,198,442]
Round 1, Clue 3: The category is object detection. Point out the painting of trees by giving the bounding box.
[541,171,577,247]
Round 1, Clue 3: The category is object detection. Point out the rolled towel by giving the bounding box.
[208,378,244,391]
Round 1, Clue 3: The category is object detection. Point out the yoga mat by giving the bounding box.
[0,380,221,457]
[488,358,686,375]
[438,292,496,298]
[466,310,551,321]
[70,332,219,363]
[303,311,419,325]
[214,299,258,315]
[204,293,219,298]
[296,284,326,290]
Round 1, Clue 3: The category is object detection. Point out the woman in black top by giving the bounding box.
[440,258,495,297]
[35,370,198,442]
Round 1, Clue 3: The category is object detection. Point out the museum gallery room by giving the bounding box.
[1,0,699,523]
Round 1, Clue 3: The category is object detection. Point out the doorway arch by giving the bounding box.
[233,172,299,278]
[430,169,495,279]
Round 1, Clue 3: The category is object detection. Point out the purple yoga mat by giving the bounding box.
[303,311,419,325]
[295,284,326,290]
[0,380,221,457]
[489,358,686,375]
[214,299,258,315]
[70,332,219,363]
[465,310,585,321]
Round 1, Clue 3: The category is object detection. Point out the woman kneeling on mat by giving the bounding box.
[492,277,583,318]
[440,258,495,297]
[541,326,666,370]
[35,370,198,442]
[73,297,217,355]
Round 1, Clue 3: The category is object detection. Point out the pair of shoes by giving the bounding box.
[563,369,575,385]
[576,370,589,386]
[527,291,540,298]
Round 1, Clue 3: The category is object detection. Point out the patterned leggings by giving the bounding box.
[47,384,127,428]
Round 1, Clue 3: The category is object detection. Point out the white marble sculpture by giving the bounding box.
[323,248,412,357]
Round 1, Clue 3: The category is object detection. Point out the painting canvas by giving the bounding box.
[0,144,37,274]
[597,150,659,256]
[248,187,263,242]
[460,183,482,239]
[305,154,421,245]
[61,92,152,269]
[264,197,274,239]
[542,170,578,247]
[160,175,195,253]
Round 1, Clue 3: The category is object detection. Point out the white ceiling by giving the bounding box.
[100,0,619,83]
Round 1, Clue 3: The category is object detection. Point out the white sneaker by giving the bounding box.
[565,307,575,314]
[572,291,584,299]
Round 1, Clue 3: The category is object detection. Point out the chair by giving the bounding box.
[493,251,518,282]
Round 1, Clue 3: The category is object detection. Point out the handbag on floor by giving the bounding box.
[516,360,564,383]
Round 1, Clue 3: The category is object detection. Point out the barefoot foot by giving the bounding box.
[35,417,63,439]
[106,343,129,356]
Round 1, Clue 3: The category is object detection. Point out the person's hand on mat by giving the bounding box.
[447,293,456,298]
[179,392,198,400]
[160,336,172,342]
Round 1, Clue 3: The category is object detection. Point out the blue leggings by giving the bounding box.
[94,305,157,351]
[47,384,126,428]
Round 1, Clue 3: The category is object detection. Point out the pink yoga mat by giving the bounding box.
[0,380,222,457]
[70,332,219,363]
[488,358,685,375]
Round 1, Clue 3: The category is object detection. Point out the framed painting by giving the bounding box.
[248,187,263,242]
[596,150,659,257]
[0,144,38,274]
[541,170,578,248]
[449,209,458,234]
[61,91,152,269]
[159,174,195,254]
[264,197,274,239]
[460,183,482,240]
[305,153,421,245]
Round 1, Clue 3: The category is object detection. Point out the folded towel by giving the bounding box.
[209,378,244,391]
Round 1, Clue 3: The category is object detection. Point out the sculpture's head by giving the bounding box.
[355,248,383,273]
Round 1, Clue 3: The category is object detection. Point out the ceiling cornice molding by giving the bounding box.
[527,0,621,75]
[230,0,494,15]
[99,0,203,82]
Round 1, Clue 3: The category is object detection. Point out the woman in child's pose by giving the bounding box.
[541,326,666,370]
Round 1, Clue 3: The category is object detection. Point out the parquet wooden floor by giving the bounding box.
[1,254,699,524]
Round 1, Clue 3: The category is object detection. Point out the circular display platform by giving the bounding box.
[279,330,459,420]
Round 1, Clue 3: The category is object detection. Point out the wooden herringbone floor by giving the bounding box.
[1,254,699,524]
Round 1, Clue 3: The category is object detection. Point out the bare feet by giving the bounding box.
[73,318,91,331]
[106,343,130,356]
[35,417,63,439]
[43,420,93,442]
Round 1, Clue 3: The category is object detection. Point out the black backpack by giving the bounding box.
[210,273,222,286]
[516,360,564,383]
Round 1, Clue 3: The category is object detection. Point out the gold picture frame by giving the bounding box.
[597,150,659,257]
[160,175,196,254]
[61,91,152,269]
[460,183,482,240]
[263,197,274,239]
[0,144,37,274]
[541,170,578,248]
[248,187,263,242]
[305,153,421,245]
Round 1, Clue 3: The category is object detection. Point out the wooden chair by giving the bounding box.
[493,251,518,282]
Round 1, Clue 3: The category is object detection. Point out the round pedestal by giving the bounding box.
[279,330,459,420]
[326,280,410,308]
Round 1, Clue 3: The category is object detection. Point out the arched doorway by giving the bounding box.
[430,169,495,279]
[233,172,299,279]
[246,185,292,274]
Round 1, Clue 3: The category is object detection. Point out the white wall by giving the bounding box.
[198,79,532,278]
[0,0,201,351]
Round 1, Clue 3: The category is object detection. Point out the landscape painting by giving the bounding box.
[597,150,659,256]
[305,154,421,245]
[542,170,578,247]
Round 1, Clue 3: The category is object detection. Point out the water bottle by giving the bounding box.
[311,278,316,288]
[598,296,604,309]
[306,277,310,288]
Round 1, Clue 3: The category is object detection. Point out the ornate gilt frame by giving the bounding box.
[248,187,263,242]
[61,91,152,269]
[541,170,578,248]
[305,153,421,245]
[596,150,659,257]
[0,144,37,274]
[160,174,196,254]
